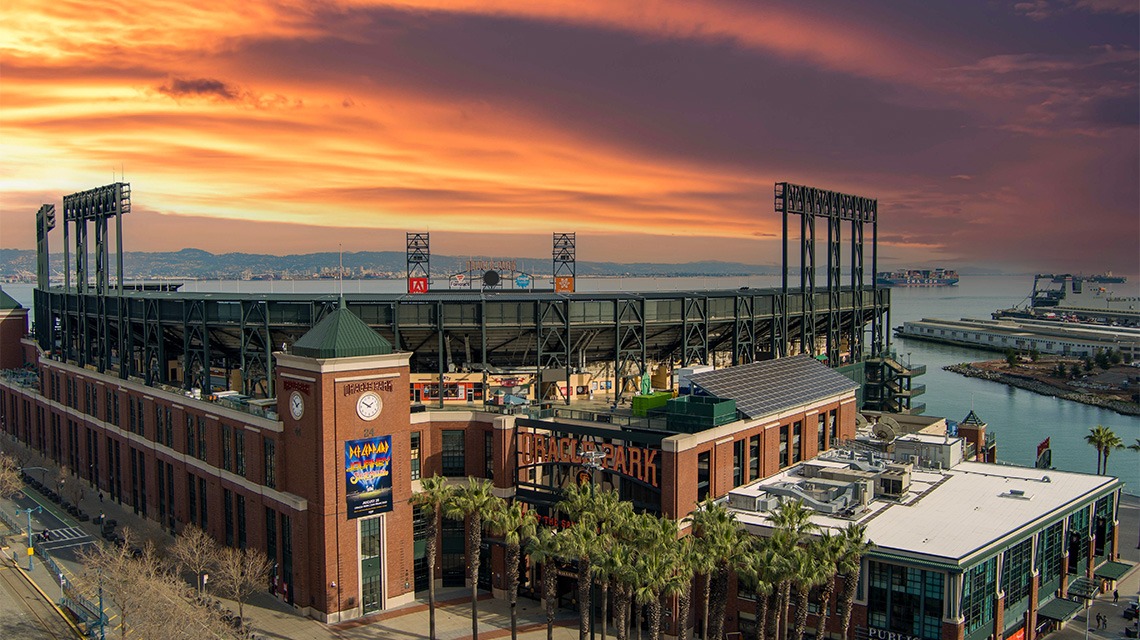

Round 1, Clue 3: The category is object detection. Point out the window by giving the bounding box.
[779,425,789,468]
[792,421,802,464]
[222,425,233,472]
[199,477,208,530]
[697,451,710,501]
[962,558,996,634]
[197,417,207,460]
[1037,521,1064,589]
[266,506,278,568]
[223,489,234,547]
[828,409,837,445]
[441,430,465,477]
[410,431,421,481]
[235,430,246,477]
[264,439,277,489]
[484,431,493,479]
[868,561,944,640]
[749,435,760,481]
[1002,538,1033,608]
[188,472,197,526]
[236,494,247,549]
[733,440,744,486]
[817,414,827,452]
[186,414,195,455]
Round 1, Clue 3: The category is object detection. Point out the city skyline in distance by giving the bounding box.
[1,1,1137,273]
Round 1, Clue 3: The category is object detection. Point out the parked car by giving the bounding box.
[1124,601,1139,620]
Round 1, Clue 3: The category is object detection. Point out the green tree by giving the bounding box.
[409,475,454,640]
[527,527,564,640]
[688,498,738,640]
[737,537,776,640]
[488,501,538,640]
[1029,349,1040,362]
[1005,349,1019,368]
[836,524,872,640]
[1084,425,1124,474]
[1095,349,1111,370]
[1083,356,1094,373]
[563,520,599,640]
[809,531,845,640]
[770,500,819,640]
[444,477,499,640]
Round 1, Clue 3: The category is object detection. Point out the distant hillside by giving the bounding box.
[0,248,777,280]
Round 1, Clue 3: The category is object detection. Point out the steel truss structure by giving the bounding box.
[31,181,897,408]
[774,182,884,364]
[34,286,888,405]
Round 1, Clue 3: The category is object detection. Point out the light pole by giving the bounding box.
[579,448,606,640]
[16,505,42,570]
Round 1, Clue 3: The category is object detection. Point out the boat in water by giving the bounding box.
[992,273,1139,327]
[876,268,959,287]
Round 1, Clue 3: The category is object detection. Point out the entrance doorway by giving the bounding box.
[361,516,383,615]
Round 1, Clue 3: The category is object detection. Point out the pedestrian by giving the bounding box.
[1114,589,1119,604]
[98,491,103,503]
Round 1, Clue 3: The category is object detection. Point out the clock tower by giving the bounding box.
[274,297,414,621]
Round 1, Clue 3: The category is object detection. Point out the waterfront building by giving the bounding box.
[897,317,1140,361]
[725,442,1125,640]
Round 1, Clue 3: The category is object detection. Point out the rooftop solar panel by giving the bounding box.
[687,355,859,418]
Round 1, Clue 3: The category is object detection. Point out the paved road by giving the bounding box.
[0,563,76,639]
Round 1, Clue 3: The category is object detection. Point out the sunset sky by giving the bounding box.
[1,1,1137,272]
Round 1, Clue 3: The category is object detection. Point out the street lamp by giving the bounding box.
[578,448,607,640]
[16,505,42,570]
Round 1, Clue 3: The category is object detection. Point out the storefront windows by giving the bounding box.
[868,561,944,640]
[962,558,996,637]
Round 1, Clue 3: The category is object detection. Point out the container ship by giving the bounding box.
[875,268,959,287]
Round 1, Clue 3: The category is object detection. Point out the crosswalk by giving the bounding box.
[37,526,93,550]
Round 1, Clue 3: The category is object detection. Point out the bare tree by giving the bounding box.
[212,546,272,621]
[171,524,221,596]
[0,451,21,498]
[78,529,162,640]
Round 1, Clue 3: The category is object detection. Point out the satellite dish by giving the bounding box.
[873,422,896,440]
[482,270,501,287]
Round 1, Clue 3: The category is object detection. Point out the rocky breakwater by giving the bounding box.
[944,362,1140,416]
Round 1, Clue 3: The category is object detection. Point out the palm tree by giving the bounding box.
[1100,428,1124,475]
[672,537,700,640]
[488,501,538,640]
[687,498,737,640]
[527,527,564,640]
[408,475,453,640]
[443,477,499,640]
[609,542,638,640]
[563,520,599,640]
[789,540,830,640]
[769,500,818,640]
[738,537,778,640]
[810,532,845,640]
[836,524,872,640]
[1085,425,1124,474]
[593,493,636,640]
[1129,439,1140,452]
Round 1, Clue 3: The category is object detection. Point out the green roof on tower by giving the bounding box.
[0,287,23,311]
[290,297,393,359]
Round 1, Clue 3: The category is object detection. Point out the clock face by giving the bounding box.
[289,391,304,420]
[356,392,382,421]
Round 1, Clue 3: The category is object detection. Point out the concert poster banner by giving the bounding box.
[345,435,393,519]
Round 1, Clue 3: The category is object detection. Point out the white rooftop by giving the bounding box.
[729,460,1118,567]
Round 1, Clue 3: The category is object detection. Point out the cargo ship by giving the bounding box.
[875,268,959,287]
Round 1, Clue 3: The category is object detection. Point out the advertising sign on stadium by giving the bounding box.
[407,277,428,294]
[345,435,393,519]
